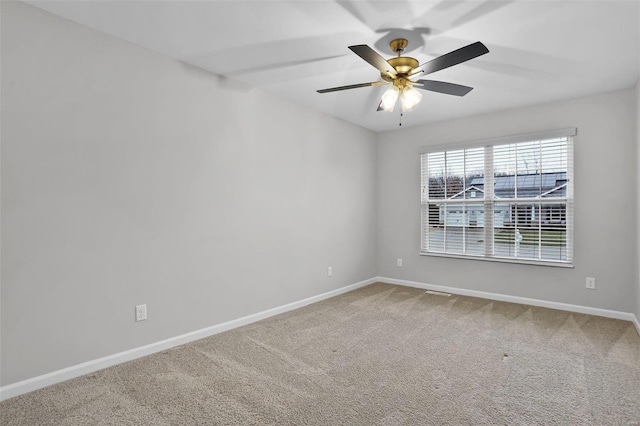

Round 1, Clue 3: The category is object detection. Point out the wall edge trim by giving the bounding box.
[632,314,640,337]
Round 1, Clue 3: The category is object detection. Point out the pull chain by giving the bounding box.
[399,112,403,127]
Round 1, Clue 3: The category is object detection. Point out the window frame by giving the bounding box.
[420,128,575,268]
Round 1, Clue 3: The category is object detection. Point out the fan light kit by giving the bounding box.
[317,38,489,116]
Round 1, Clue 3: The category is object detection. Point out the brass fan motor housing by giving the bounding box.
[387,57,419,75]
[381,38,419,84]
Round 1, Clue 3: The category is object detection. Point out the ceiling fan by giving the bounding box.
[317,38,489,113]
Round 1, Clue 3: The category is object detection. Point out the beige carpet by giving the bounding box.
[2,283,640,425]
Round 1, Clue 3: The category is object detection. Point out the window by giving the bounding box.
[420,129,574,266]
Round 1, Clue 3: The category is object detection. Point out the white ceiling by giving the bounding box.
[27,1,640,132]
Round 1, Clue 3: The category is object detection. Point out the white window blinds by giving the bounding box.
[421,130,574,266]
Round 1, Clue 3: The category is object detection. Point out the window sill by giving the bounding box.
[419,251,574,268]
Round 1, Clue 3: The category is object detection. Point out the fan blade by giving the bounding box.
[411,41,489,76]
[348,45,398,78]
[317,81,387,93]
[413,80,474,96]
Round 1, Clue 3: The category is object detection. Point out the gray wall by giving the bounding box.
[377,89,638,313]
[636,79,640,321]
[1,1,377,386]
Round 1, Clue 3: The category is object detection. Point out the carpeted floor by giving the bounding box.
[2,282,640,425]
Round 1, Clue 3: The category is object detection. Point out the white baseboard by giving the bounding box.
[376,276,638,323]
[0,277,377,401]
[2,276,636,401]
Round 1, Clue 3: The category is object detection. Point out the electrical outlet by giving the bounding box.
[397,258,403,267]
[327,266,333,277]
[585,277,596,290]
[135,304,147,321]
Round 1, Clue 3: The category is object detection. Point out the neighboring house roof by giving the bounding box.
[467,172,566,199]
[540,182,567,198]
[448,185,484,200]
